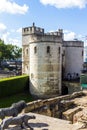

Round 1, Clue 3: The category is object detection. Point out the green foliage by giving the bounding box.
[0,92,34,108]
[80,74,87,84]
[0,39,22,65]
[12,45,22,59]
[0,75,29,97]
[0,39,5,61]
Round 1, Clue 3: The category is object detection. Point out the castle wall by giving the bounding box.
[22,25,63,76]
[22,45,29,74]
[29,42,62,98]
[63,41,84,79]
[22,34,30,74]
[22,24,84,98]
[24,91,84,119]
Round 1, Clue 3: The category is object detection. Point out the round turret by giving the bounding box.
[29,41,62,98]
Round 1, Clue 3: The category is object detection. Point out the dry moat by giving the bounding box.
[1,91,87,130]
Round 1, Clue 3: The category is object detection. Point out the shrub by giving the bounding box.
[0,75,29,97]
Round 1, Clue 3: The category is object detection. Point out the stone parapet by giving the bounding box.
[62,107,82,122]
[63,41,84,47]
[24,91,85,118]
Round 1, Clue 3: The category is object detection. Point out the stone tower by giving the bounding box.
[22,23,63,98]
[22,23,84,97]
[63,41,84,79]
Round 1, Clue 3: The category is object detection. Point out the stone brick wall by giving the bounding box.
[63,81,81,94]
[63,41,84,78]
[29,42,62,98]
[22,24,84,98]
[24,91,85,119]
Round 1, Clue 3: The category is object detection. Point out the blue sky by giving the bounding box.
[0,0,87,47]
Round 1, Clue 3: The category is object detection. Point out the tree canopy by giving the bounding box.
[0,39,22,61]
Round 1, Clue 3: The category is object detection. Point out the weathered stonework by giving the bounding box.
[22,91,87,129]
[63,41,84,78]
[2,91,87,130]
[22,23,84,98]
[24,91,85,118]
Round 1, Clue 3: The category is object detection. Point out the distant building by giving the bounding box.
[22,23,84,98]
[84,46,87,62]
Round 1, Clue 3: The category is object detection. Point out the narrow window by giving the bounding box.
[58,47,60,54]
[27,66,28,70]
[63,50,65,55]
[82,50,83,57]
[34,46,37,54]
[58,47,61,61]
[24,28,25,32]
[26,48,28,55]
[47,46,50,53]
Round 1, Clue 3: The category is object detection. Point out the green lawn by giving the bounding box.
[0,92,34,108]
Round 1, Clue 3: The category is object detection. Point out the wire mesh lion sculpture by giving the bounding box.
[0,100,27,120]
[0,114,35,130]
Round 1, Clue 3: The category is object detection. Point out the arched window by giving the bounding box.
[26,48,28,55]
[58,47,60,54]
[34,46,37,54]
[82,50,84,57]
[47,46,50,53]
[58,47,61,61]
[63,50,65,55]
[25,48,28,56]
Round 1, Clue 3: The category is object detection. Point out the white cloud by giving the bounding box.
[1,32,10,43]
[64,30,84,42]
[40,0,87,9]
[0,23,7,32]
[8,38,21,47]
[0,0,29,14]
[10,29,15,33]
[64,30,76,40]
[0,29,22,47]
[16,28,22,33]
[1,33,21,47]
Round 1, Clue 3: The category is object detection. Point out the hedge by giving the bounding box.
[0,75,29,97]
[80,74,87,84]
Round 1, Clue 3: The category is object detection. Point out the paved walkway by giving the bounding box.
[1,113,83,130]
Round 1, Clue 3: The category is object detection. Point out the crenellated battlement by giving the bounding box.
[22,23,63,40]
[22,23,63,44]
[22,23,44,35]
[46,29,63,36]
[22,23,84,98]
[63,40,84,47]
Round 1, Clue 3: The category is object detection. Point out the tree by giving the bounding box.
[0,39,6,60]
[0,39,22,65]
[11,45,22,60]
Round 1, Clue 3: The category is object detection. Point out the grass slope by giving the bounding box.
[0,92,34,108]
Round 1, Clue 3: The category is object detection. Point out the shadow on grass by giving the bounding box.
[0,91,34,108]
